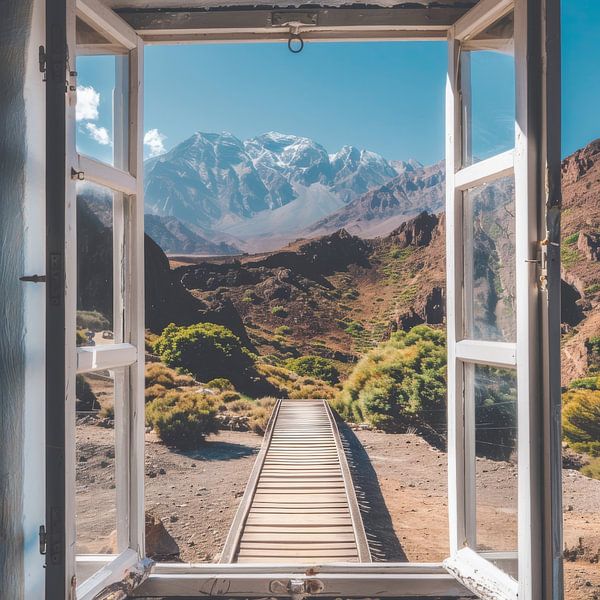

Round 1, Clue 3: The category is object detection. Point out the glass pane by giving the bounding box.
[75,29,129,167]
[463,175,516,342]
[460,11,515,166]
[77,181,121,346]
[75,370,120,560]
[471,365,518,555]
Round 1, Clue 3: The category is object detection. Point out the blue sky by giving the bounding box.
[76,1,600,166]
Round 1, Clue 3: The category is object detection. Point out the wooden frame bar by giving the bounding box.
[454,149,514,190]
[77,154,137,195]
[453,0,514,42]
[76,343,137,373]
[77,0,138,49]
[455,340,517,368]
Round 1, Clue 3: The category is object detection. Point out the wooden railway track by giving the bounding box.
[220,399,371,564]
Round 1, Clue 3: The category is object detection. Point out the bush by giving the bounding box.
[218,391,241,403]
[270,306,287,317]
[248,397,277,435]
[581,457,600,480]
[344,321,364,335]
[207,378,234,391]
[562,388,600,456]
[77,310,109,332]
[153,323,255,385]
[568,376,600,391]
[145,362,195,389]
[146,391,219,450]
[228,399,254,414]
[336,325,447,432]
[256,363,337,400]
[274,325,292,336]
[76,329,88,346]
[285,356,340,384]
[145,383,168,403]
[76,375,97,411]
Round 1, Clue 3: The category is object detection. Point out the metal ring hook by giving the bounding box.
[288,33,304,54]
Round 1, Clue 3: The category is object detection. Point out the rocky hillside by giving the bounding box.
[559,139,600,383]
[169,139,600,384]
[306,161,445,239]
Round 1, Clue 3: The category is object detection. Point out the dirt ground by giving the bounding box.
[76,422,600,599]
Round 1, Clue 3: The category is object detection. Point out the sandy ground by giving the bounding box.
[76,422,600,599]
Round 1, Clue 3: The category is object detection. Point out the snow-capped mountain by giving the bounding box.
[144,131,402,243]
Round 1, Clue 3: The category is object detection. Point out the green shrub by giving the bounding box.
[270,306,287,317]
[77,310,109,332]
[336,325,447,432]
[562,388,600,456]
[581,457,600,480]
[218,391,241,403]
[285,356,340,384]
[76,375,97,411]
[585,283,600,295]
[274,325,292,336]
[207,378,234,391]
[248,398,277,435]
[145,362,195,389]
[146,391,219,450]
[76,329,88,346]
[153,323,255,385]
[256,363,337,400]
[228,399,254,414]
[564,232,579,245]
[145,384,168,403]
[569,376,600,391]
[344,321,364,335]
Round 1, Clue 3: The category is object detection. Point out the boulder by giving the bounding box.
[145,512,180,560]
[578,231,600,262]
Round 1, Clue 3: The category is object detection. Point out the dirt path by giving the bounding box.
[77,421,600,599]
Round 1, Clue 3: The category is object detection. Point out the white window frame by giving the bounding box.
[444,1,563,599]
[65,1,146,597]
[50,1,562,598]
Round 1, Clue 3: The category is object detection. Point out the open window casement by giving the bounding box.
[444,0,563,599]
[45,0,562,599]
[45,0,146,597]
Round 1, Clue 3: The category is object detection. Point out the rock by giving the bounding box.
[145,512,180,559]
[578,231,600,261]
[389,211,439,249]
[146,470,157,478]
[158,467,166,475]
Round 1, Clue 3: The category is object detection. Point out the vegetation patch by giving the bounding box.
[562,386,600,456]
[270,305,288,317]
[77,310,110,331]
[285,356,340,384]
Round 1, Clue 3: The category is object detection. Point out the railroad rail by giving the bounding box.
[220,399,371,564]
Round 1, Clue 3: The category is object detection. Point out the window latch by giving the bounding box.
[39,525,47,555]
[20,274,46,283]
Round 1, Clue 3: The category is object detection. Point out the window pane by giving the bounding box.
[75,370,120,562]
[470,364,518,556]
[460,11,515,166]
[75,36,129,168]
[77,181,122,346]
[463,175,516,342]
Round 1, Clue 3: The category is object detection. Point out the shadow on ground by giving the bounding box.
[174,440,258,462]
[337,420,407,562]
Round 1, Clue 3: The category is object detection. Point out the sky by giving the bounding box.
[75,1,600,166]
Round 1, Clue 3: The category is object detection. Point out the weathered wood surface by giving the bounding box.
[223,399,371,563]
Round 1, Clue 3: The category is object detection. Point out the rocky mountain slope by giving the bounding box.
[144,131,408,250]
[167,139,599,384]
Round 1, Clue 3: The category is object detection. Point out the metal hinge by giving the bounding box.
[39,525,47,555]
[39,46,47,81]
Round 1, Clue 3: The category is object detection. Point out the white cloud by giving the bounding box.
[144,128,167,157]
[76,85,100,121]
[85,123,112,146]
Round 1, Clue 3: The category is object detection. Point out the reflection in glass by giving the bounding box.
[77,181,119,346]
[75,371,119,562]
[463,176,516,342]
[471,365,518,555]
[75,50,129,167]
[460,11,515,166]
